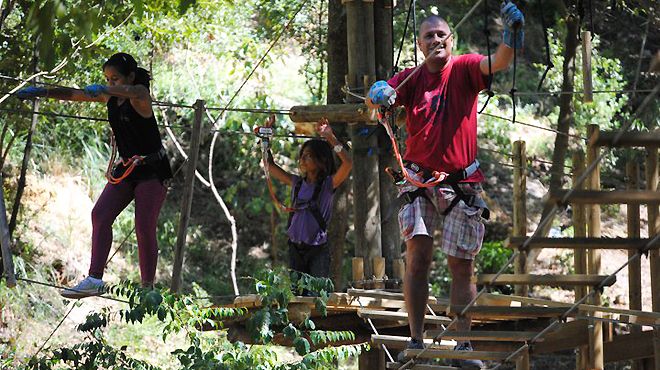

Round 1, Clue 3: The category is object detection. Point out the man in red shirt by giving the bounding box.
[368,2,524,368]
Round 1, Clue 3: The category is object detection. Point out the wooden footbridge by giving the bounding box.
[212,127,660,370]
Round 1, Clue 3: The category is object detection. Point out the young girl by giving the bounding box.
[17,53,172,298]
[266,117,352,278]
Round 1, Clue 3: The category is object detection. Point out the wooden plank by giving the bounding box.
[512,140,528,297]
[505,237,656,250]
[474,274,615,287]
[603,330,654,363]
[289,103,375,123]
[481,293,660,326]
[348,288,445,305]
[387,363,458,370]
[590,130,660,148]
[357,309,452,325]
[447,305,568,318]
[549,190,660,204]
[424,330,540,342]
[403,349,510,361]
[371,334,455,350]
[171,99,204,293]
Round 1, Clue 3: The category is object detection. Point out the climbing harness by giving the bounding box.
[105,134,167,185]
[288,178,327,232]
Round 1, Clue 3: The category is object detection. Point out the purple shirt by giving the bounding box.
[287,175,334,246]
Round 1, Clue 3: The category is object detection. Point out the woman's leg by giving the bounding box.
[134,179,167,286]
[89,182,135,279]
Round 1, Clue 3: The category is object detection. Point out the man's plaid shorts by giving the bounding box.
[398,180,486,260]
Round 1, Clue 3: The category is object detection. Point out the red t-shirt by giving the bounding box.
[387,54,487,183]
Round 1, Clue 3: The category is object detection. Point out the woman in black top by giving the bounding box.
[18,53,172,298]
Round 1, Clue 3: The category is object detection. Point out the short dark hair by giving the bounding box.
[419,15,450,34]
[103,52,151,88]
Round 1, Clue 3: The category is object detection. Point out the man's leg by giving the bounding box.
[447,255,476,331]
[404,235,434,342]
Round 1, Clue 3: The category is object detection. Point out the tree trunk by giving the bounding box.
[327,0,349,291]
[529,10,579,270]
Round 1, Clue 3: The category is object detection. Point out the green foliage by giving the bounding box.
[24,270,365,369]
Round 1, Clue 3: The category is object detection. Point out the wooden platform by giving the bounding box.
[424,330,540,342]
[403,349,511,361]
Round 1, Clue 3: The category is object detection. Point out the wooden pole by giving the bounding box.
[0,175,16,288]
[374,0,398,281]
[171,99,204,292]
[625,160,644,370]
[512,140,528,297]
[586,124,603,370]
[646,145,660,370]
[345,0,382,281]
[352,257,364,289]
[572,149,590,369]
[581,31,593,103]
[289,103,376,123]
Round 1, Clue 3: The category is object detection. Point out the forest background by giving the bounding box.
[0,0,657,368]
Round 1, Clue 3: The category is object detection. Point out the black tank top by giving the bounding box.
[107,96,172,182]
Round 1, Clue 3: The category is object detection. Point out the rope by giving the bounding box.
[537,0,554,91]
[509,31,518,128]
[412,0,417,66]
[349,285,396,363]
[29,301,77,362]
[478,0,494,114]
[16,277,129,304]
[394,0,415,73]
[479,112,586,140]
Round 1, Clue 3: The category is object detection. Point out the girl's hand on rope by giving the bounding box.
[501,1,525,49]
[83,84,108,97]
[16,86,46,100]
[368,80,396,107]
[316,118,335,141]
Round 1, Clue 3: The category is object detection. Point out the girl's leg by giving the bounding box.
[134,179,167,286]
[89,182,135,279]
[308,244,330,278]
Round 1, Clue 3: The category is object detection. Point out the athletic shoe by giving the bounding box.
[450,341,484,369]
[397,338,430,364]
[60,276,105,299]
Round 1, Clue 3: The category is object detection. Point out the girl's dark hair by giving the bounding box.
[299,139,337,182]
[102,53,151,88]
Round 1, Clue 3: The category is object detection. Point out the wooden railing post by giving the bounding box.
[586,124,603,370]
[171,99,204,292]
[581,31,593,103]
[625,159,644,370]
[646,145,659,369]
[512,140,528,297]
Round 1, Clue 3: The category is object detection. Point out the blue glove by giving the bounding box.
[368,80,396,107]
[16,86,46,100]
[83,84,108,97]
[501,1,524,49]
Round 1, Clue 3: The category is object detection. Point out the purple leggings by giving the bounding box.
[89,179,167,285]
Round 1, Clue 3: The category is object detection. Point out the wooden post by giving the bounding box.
[626,160,644,370]
[512,140,528,297]
[573,150,588,370]
[646,145,660,370]
[515,348,530,370]
[581,31,593,103]
[0,176,16,288]
[373,256,385,289]
[586,124,603,370]
[171,99,204,292]
[374,0,398,281]
[345,0,382,281]
[392,258,405,281]
[352,257,364,288]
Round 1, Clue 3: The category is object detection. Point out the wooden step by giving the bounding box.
[403,348,510,361]
[348,288,448,305]
[386,363,459,370]
[590,130,660,148]
[371,334,455,350]
[506,237,658,250]
[425,330,540,342]
[549,190,660,205]
[358,309,452,325]
[474,274,616,287]
[445,305,569,319]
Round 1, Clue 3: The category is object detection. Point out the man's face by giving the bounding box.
[417,19,453,64]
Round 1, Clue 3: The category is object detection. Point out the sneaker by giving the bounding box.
[60,276,105,299]
[450,342,484,369]
[397,338,428,363]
